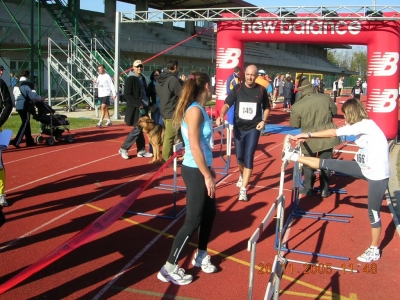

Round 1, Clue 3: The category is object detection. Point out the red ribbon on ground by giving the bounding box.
[0,152,181,294]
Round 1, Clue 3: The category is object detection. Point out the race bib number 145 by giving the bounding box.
[239,102,257,120]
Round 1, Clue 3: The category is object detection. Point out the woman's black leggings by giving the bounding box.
[167,165,216,265]
[320,159,388,228]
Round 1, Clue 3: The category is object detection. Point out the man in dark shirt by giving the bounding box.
[216,65,270,202]
[155,59,183,163]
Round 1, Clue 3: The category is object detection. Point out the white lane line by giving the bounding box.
[0,169,153,251]
[92,213,185,300]
[5,149,138,193]
[5,143,88,164]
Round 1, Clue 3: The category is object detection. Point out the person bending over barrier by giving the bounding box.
[157,72,217,285]
[282,98,389,263]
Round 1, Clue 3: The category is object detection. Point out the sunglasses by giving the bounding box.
[135,65,143,68]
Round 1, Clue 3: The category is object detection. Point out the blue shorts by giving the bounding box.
[233,127,260,169]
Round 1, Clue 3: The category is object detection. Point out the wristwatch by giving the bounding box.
[307,132,312,138]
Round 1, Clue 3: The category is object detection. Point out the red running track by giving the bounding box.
[0,96,399,299]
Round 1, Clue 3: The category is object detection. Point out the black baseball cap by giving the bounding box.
[0,66,4,71]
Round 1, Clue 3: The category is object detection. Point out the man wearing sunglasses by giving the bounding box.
[119,60,153,159]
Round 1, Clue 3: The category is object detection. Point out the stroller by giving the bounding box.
[33,101,73,146]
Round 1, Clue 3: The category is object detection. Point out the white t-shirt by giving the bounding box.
[336,119,389,180]
[95,73,116,98]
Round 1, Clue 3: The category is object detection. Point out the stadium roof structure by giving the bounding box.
[119,0,255,10]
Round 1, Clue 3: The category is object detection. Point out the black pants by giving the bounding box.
[302,148,333,192]
[333,90,337,102]
[14,110,35,146]
[121,126,145,152]
[167,165,216,265]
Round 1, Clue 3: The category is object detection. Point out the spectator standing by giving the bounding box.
[0,66,4,78]
[118,60,153,159]
[351,81,363,100]
[148,69,163,125]
[216,65,270,201]
[0,76,13,208]
[338,77,344,96]
[225,66,241,125]
[290,78,340,198]
[285,98,390,262]
[283,77,294,112]
[318,78,325,94]
[332,78,339,103]
[362,81,367,95]
[278,74,285,97]
[272,72,281,106]
[254,69,269,89]
[313,77,320,93]
[94,64,117,127]
[211,74,216,95]
[157,72,217,285]
[10,72,18,88]
[156,59,184,163]
[12,69,45,148]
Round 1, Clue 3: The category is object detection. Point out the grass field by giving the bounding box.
[3,112,97,136]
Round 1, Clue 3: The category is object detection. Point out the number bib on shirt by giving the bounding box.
[238,102,257,120]
[355,89,360,95]
[355,148,369,170]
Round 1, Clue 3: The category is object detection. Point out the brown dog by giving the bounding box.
[137,116,165,163]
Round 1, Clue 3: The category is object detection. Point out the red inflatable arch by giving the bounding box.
[215,12,400,139]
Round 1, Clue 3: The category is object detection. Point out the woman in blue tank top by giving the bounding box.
[157,72,217,285]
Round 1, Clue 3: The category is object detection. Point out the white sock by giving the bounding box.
[240,187,247,191]
[165,262,177,273]
[370,246,378,250]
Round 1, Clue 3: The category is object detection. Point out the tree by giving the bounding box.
[350,49,367,78]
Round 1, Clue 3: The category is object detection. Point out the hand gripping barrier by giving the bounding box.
[247,138,357,300]
[126,121,232,219]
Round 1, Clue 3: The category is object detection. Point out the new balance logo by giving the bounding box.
[367,52,399,76]
[367,89,398,113]
[216,48,241,69]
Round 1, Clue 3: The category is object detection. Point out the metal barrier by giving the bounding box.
[248,139,357,300]
[127,121,232,220]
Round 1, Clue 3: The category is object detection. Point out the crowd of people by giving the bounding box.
[0,61,391,286]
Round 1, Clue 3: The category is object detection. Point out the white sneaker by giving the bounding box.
[0,194,8,207]
[137,150,153,158]
[192,253,217,273]
[238,188,248,201]
[157,265,193,285]
[272,103,277,108]
[105,121,112,127]
[357,247,380,262]
[119,149,129,160]
[96,121,102,128]
[282,135,296,162]
[236,174,243,188]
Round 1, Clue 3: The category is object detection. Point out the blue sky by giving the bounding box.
[81,1,399,13]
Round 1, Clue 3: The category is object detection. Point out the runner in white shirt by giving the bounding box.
[94,64,117,127]
[282,98,389,263]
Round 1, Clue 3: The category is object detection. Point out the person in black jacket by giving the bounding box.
[118,60,153,160]
[0,77,14,208]
[155,59,184,163]
[147,69,162,125]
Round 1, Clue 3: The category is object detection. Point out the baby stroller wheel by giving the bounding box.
[46,137,55,146]
[55,135,63,141]
[35,135,44,144]
[65,135,74,143]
